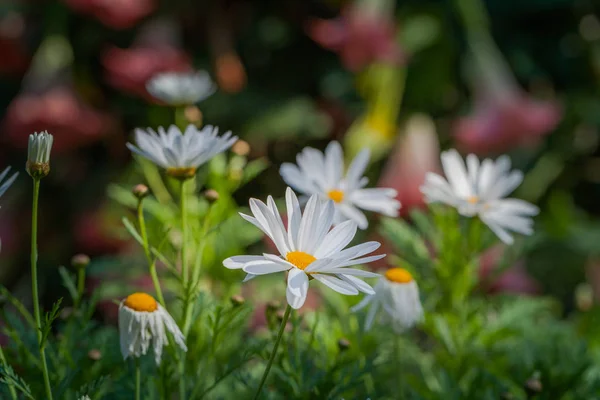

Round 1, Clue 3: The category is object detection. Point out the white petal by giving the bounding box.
[441,149,472,198]
[243,260,290,275]
[312,274,359,295]
[223,255,265,269]
[286,269,309,309]
[336,203,368,230]
[314,220,357,259]
[338,274,375,294]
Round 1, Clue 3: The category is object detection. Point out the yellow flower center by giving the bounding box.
[166,167,197,180]
[124,292,158,312]
[385,268,414,284]
[286,251,317,270]
[466,196,479,205]
[327,189,345,203]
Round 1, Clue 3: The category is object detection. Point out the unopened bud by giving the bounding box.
[203,189,219,203]
[337,338,351,351]
[230,294,245,306]
[184,106,203,125]
[27,131,53,179]
[275,310,285,322]
[524,377,542,396]
[231,140,250,156]
[132,184,149,199]
[88,349,102,361]
[266,300,280,311]
[71,254,90,270]
[575,283,594,311]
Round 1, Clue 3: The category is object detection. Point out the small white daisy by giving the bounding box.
[280,141,400,229]
[26,131,54,179]
[352,268,423,333]
[146,70,216,106]
[224,187,384,309]
[420,149,539,245]
[118,292,187,365]
[0,166,18,199]
[126,124,237,179]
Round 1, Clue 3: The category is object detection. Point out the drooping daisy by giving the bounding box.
[352,267,423,333]
[420,149,539,245]
[224,187,384,309]
[127,124,237,180]
[118,292,187,365]
[26,131,54,179]
[280,141,400,229]
[0,166,18,199]
[146,71,216,106]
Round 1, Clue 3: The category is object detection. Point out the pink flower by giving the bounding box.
[454,95,561,155]
[307,5,403,71]
[478,245,540,295]
[3,87,113,154]
[378,114,440,216]
[63,0,156,29]
[102,45,191,99]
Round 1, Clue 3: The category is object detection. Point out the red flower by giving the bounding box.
[102,45,191,99]
[378,114,441,216]
[3,87,113,154]
[63,0,156,29]
[307,6,404,71]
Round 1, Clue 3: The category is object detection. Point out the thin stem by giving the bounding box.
[179,179,189,400]
[30,179,53,400]
[137,199,166,307]
[75,268,85,308]
[253,305,292,400]
[0,346,17,400]
[135,359,141,400]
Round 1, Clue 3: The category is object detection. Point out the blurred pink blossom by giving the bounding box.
[74,206,131,256]
[0,12,30,75]
[307,5,403,71]
[454,41,561,155]
[378,114,440,216]
[3,87,113,154]
[63,0,156,29]
[102,45,191,99]
[478,245,540,295]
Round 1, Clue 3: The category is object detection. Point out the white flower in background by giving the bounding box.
[224,187,383,309]
[0,167,18,199]
[280,141,401,229]
[146,71,216,106]
[119,292,186,365]
[352,268,423,333]
[26,131,54,179]
[127,124,237,180]
[77,396,91,400]
[420,149,539,245]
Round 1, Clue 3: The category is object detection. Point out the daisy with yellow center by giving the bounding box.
[224,187,384,309]
[420,149,539,245]
[118,292,187,365]
[127,124,237,180]
[352,267,423,333]
[280,141,400,229]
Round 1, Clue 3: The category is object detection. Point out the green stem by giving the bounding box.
[175,107,187,130]
[179,179,189,400]
[30,179,53,400]
[253,305,292,400]
[0,346,17,400]
[137,200,166,307]
[135,359,141,400]
[75,267,85,308]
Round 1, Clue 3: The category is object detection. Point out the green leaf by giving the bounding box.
[0,364,35,399]
[40,298,63,349]
[122,216,144,245]
[379,217,431,269]
[241,158,269,186]
[58,266,78,302]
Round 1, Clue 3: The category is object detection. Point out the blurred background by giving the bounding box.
[0,0,599,324]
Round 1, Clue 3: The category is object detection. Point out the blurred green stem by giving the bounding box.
[179,178,190,400]
[135,359,141,400]
[0,346,17,400]
[137,199,166,308]
[30,178,53,400]
[75,267,86,308]
[175,107,187,130]
[253,305,292,400]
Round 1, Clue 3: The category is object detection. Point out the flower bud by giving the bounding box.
[337,338,351,351]
[203,189,219,203]
[275,310,285,322]
[132,184,149,199]
[26,131,53,179]
[524,376,542,396]
[231,140,250,156]
[230,294,245,306]
[266,300,280,311]
[184,106,203,125]
[87,349,102,361]
[71,253,90,270]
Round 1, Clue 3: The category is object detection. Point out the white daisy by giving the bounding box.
[118,292,187,365]
[126,124,237,179]
[0,167,18,199]
[26,131,54,179]
[224,187,384,309]
[146,71,216,106]
[420,149,539,245]
[280,141,400,229]
[352,268,423,333]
